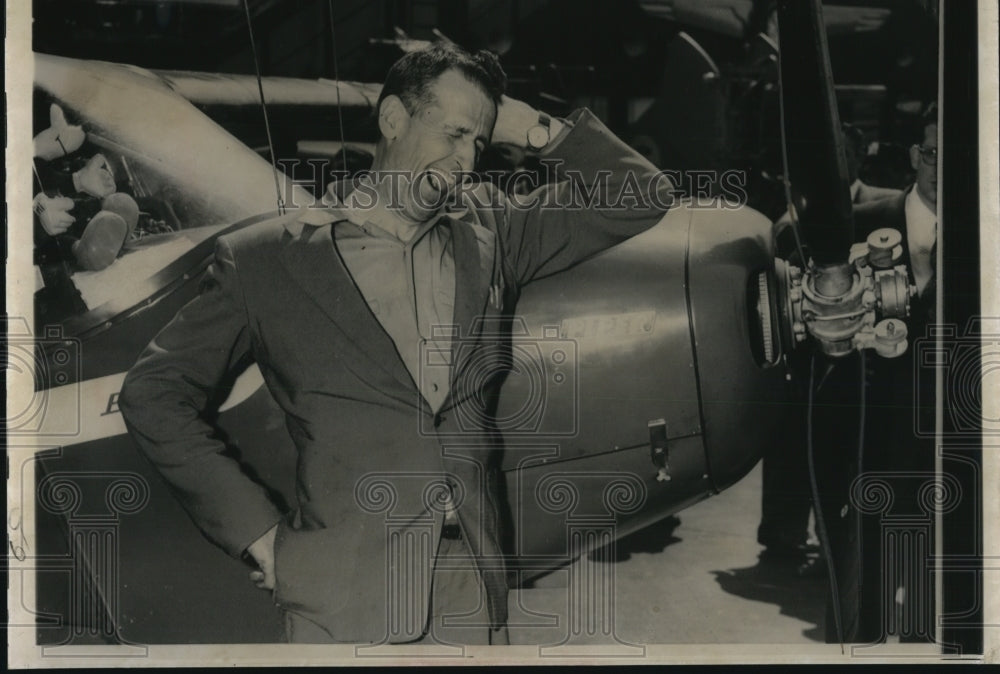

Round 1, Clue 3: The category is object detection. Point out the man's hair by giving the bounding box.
[376,42,507,116]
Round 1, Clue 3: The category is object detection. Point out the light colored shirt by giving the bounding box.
[330,191,456,413]
[324,119,576,413]
[904,187,936,294]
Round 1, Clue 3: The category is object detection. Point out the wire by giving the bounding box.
[807,353,845,650]
[32,160,45,191]
[243,0,285,216]
[328,1,349,181]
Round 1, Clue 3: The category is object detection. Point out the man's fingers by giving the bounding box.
[245,524,279,590]
[249,569,275,590]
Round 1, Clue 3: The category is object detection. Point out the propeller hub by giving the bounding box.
[776,232,916,359]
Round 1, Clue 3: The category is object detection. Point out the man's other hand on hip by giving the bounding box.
[247,524,278,591]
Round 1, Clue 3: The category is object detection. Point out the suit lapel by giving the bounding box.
[448,217,494,342]
[278,217,416,395]
[444,217,496,407]
[278,210,497,408]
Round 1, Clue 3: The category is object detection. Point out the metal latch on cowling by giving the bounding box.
[648,418,670,482]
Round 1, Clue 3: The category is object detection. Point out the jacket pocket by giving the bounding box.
[272,519,352,616]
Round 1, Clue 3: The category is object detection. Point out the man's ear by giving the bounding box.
[909,144,921,172]
[378,95,409,142]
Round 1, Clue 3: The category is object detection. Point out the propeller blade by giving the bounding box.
[776,0,854,266]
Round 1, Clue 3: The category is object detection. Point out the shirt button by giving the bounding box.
[432,383,439,392]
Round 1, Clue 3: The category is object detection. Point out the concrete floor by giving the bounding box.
[507,462,830,646]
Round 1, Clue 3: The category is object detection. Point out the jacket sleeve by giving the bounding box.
[119,237,284,558]
[503,108,677,285]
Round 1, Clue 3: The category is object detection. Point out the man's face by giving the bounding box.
[379,69,497,222]
[910,122,938,209]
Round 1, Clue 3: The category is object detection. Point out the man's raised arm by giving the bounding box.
[492,98,678,285]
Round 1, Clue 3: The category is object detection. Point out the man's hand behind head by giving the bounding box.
[492,95,565,151]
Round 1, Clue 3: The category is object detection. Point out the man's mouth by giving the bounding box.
[416,167,458,208]
[426,171,446,194]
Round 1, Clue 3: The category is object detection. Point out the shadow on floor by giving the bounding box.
[711,553,830,642]
[588,515,684,563]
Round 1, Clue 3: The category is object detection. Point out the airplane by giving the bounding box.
[19,0,934,648]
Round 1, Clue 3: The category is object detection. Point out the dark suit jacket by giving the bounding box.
[119,109,675,642]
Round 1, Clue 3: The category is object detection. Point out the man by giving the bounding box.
[119,43,674,645]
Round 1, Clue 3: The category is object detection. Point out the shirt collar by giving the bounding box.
[311,177,468,237]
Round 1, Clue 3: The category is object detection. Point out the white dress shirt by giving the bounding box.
[904,187,936,295]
